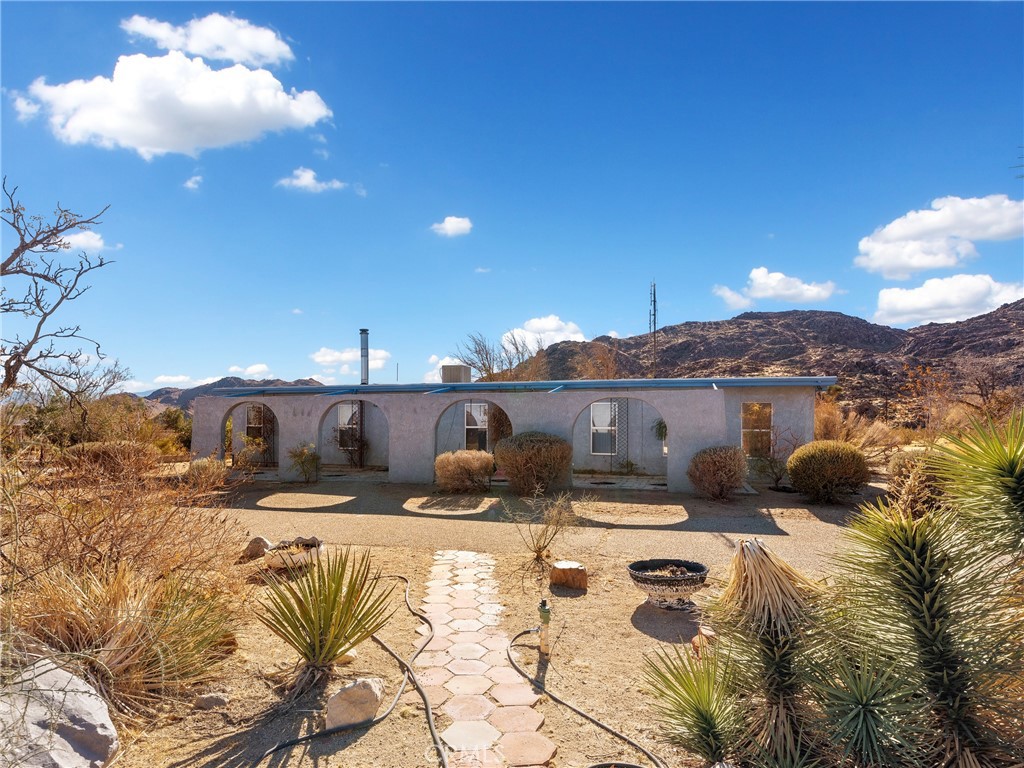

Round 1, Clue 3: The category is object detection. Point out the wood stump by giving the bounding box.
[550,560,587,590]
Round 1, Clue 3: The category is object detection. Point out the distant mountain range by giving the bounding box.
[143,377,322,413]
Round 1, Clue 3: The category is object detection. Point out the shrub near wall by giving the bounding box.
[687,445,748,500]
[494,431,572,496]
[435,450,495,493]
[787,440,869,503]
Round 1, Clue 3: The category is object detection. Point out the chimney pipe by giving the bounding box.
[359,329,369,385]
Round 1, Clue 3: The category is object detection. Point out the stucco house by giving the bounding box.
[191,370,835,493]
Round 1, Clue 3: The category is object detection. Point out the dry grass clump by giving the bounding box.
[183,456,229,488]
[503,491,582,561]
[434,450,494,492]
[686,445,748,501]
[61,440,161,477]
[494,431,572,496]
[815,399,902,462]
[787,440,870,504]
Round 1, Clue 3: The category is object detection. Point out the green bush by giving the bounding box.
[62,440,160,475]
[686,445,747,501]
[287,442,321,483]
[494,431,572,496]
[787,440,869,503]
[435,450,494,492]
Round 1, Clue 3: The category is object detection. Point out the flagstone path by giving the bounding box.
[413,550,556,768]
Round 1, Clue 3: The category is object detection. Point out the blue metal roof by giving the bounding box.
[211,376,837,398]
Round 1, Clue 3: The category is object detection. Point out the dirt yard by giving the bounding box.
[111,479,881,768]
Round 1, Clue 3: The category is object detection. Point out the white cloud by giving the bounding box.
[276,167,346,192]
[474,267,491,274]
[503,315,585,350]
[184,174,202,190]
[712,284,754,310]
[154,374,192,385]
[228,363,270,376]
[353,183,367,198]
[874,274,1024,326]
[606,330,620,339]
[313,148,330,160]
[12,94,40,120]
[856,195,1024,279]
[431,216,473,237]
[714,267,836,309]
[310,346,392,370]
[424,354,464,383]
[118,379,152,393]
[64,231,113,254]
[291,308,303,315]
[21,51,331,159]
[121,13,294,67]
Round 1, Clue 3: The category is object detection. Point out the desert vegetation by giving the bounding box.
[494,430,573,496]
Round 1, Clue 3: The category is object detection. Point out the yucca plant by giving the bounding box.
[257,547,394,694]
[836,500,1024,767]
[928,409,1024,559]
[645,646,743,764]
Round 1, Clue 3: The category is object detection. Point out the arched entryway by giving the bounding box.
[570,397,667,487]
[434,399,513,456]
[316,400,389,473]
[220,401,280,468]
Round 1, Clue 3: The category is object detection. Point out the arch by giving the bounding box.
[570,395,667,482]
[433,398,513,457]
[219,400,281,468]
[316,399,390,471]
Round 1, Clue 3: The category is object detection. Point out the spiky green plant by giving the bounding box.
[928,409,1024,558]
[644,646,743,764]
[836,500,1024,767]
[257,548,394,694]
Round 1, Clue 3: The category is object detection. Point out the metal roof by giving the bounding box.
[210,376,837,398]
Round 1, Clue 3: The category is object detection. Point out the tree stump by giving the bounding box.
[550,560,587,590]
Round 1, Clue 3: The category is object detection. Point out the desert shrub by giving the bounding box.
[750,427,803,490]
[184,457,229,488]
[235,435,269,470]
[815,398,903,462]
[257,548,394,694]
[288,442,321,483]
[435,450,494,492]
[787,440,869,503]
[494,431,572,496]
[502,491,582,561]
[687,446,747,501]
[62,440,160,476]
[21,564,236,718]
[887,451,943,516]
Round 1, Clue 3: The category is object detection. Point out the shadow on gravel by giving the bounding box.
[630,603,700,643]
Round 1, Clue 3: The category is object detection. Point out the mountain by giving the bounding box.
[144,377,322,413]
[540,300,1024,417]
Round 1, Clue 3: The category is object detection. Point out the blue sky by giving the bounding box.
[2,2,1022,392]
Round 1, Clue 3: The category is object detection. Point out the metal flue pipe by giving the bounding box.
[359,328,369,385]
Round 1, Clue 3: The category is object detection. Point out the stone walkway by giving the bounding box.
[412,550,556,768]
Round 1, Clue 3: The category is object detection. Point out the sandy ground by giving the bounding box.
[111,479,882,768]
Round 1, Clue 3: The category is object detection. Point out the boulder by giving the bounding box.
[324,678,385,730]
[0,659,119,768]
[242,536,273,561]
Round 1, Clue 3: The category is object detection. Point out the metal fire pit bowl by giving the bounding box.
[627,558,709,610]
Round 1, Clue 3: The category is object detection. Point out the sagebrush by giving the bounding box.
[494,431,572,496]
[687,445,747,501]
[787,440,869,503]
[434,449,494,492]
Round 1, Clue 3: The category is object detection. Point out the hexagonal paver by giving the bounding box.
[449,642,487,660]
[425,579,451,588]
[490,683,540,707]
[446,658,490,676]
[444,675,493,696]
[441,720,501,751]
[485,665,523,684]
[479,602,503,615]
[482,635,510,651]
[477,614,500,627]
[418,635,452,652]
[416,667,453,687]
[415,650,453,667]
[498,731,557,766]
[422,603,453,615]
[448,631,488,645]
[449,608,482,620]
[449,596,481,609]
[442,694,496,721]
[452,582,479,591]
[421,685,451,706]
[488,705,544,732]
[451,619,485,632]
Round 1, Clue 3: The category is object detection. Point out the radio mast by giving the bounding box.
[649,280,658,378]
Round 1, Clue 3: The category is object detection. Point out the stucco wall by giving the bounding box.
[721,386,816,452]
[571,398,668,475]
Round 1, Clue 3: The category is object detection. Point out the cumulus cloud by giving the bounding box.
[874,274,1023,326]
[291,308,303,315]
[310,346,392,370]
[856,195,1024,279]
[502,315,585,350]
[153,374,192,385]
[184,175,202,190]
[12,95,39,119]
[142,374,220,390]
[712,284,754,310]
[64,231,115,254]
[121,13,294,67]
[713,267,836,309]
[228,363,270,376]
[431,216,473,237]
[606,330,621,339]
[18,50,331,159]
[276,167,345,192]
[424,354,464,383]
[474,267,491,274]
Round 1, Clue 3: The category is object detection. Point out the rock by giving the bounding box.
[337,649,357,665]
[324,678,385,730]
[291,536,322,549]
[242,536,273,561]
[549,560,588,590]
[192,693,230,710]
[0,659,119,768]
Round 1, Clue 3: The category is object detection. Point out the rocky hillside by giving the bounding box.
[145,377,322,413]
[541,299,1024,415]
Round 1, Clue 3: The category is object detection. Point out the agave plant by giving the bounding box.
[257,547,394,694]
[644,645,743,764]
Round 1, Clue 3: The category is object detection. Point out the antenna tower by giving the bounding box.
[649,280,658,378]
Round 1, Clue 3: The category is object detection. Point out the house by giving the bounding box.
[192,370,834,492]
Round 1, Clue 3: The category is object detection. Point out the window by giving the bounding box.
[591,400,618,455]
[245,404,264,439]
[337,402,359,448]
[465,403,489,451]
[741,402,772,458]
